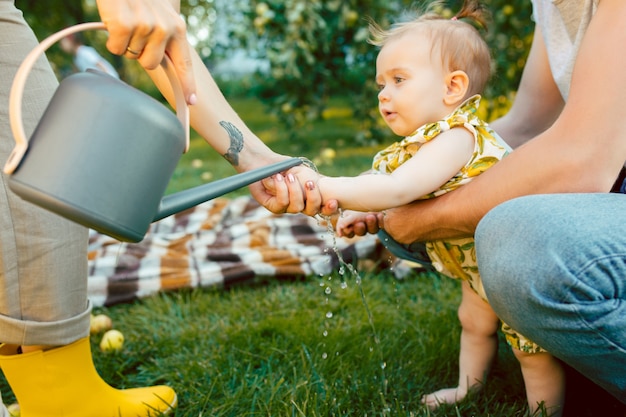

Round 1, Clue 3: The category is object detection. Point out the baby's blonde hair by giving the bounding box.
[369,0,491,98]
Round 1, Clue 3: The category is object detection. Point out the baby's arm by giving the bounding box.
[318,127,474,212]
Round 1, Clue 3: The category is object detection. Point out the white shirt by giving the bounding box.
[531,0,598,101]
[74,45,119,78]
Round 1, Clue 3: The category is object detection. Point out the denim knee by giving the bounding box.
[474,196,541,319]
[475,194,626,402]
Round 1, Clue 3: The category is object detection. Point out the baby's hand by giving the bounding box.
[336,210,372,237]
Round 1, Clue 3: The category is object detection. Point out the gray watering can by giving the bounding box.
[4,22,302,242]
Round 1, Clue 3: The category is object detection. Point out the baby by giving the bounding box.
[314,1,565,415]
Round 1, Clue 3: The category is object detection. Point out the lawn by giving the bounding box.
[1,96,618,417]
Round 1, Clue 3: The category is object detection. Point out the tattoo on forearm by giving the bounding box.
[219,121,244,166]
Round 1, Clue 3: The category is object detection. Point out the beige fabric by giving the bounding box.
[0,0,90,346]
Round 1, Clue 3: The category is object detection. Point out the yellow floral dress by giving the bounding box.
[373,95,543,353]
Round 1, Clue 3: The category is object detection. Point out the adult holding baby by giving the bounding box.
[336,0,626,407]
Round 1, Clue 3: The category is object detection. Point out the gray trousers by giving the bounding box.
[0,0,90,347]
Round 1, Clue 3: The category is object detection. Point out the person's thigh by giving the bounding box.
[475,193,626,403]
[0,1,89,345]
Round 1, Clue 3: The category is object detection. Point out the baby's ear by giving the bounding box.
[444,70,469,106]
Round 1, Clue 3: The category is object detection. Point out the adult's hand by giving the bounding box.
[333,197,459,244]
[377,204,421,244]
[324,206,383,238]
[252,165,324,215]
[96,0,196,105]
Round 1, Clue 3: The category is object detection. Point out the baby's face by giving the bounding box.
[375,33,450,137]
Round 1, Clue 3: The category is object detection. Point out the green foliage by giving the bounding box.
[17,0,89,35]
[18,0,130,82]
[235,0,412,143]
[18,0,533,146]
[231,0,533,143]
[481,1,534,120]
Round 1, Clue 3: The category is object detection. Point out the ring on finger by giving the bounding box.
[126,46,141,55]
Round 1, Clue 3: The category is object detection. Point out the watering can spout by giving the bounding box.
[153,158,302,223]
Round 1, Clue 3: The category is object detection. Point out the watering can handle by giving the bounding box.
[4,21,190,175]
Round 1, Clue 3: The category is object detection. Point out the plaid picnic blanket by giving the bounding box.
[87,196,387,307]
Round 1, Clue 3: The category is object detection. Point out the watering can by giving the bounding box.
[4,22,302,242]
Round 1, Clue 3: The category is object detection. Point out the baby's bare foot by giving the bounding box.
[421,387,468,410]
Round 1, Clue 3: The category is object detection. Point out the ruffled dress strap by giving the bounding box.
[372,95,482,174]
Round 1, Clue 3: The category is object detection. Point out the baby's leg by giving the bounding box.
[422,281,500,409]
[514,349,565,417]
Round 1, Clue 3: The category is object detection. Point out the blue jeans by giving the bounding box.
[476,193,626,403]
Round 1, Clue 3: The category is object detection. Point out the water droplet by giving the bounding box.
[340,281,348,289]
[322,352,328,359]
[325,286,332,295]
[326,311,333,319]
[323,330,328,337]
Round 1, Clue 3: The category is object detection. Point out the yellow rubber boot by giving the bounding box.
[0,338,177,417]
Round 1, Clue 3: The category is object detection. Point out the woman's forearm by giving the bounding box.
[148,48,283,173]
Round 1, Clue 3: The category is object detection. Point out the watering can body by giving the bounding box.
[5,23,301,242]
[9,69,186,242]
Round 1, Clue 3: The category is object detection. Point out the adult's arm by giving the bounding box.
[370,0,626,244]
[147,43,322,214]
[488,23,564,149]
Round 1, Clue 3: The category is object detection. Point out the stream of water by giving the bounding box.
[317,214,389,404]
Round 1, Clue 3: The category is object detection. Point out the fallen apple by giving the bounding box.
[100,329,124,352]
[90,313,113,334]
[7,403,20,417]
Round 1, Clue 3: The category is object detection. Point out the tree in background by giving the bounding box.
[232,0,533,143]
[18,0,87,33]
[231,0,409,143]
[18,0,533,144]
[482,2,532,122]
[18,0,125,78]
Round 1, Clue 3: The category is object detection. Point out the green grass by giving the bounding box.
[1,96,615,416]
[88,270,528,417]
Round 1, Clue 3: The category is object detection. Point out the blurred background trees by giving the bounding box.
[17,0,533,144]
[232,0,532,142]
